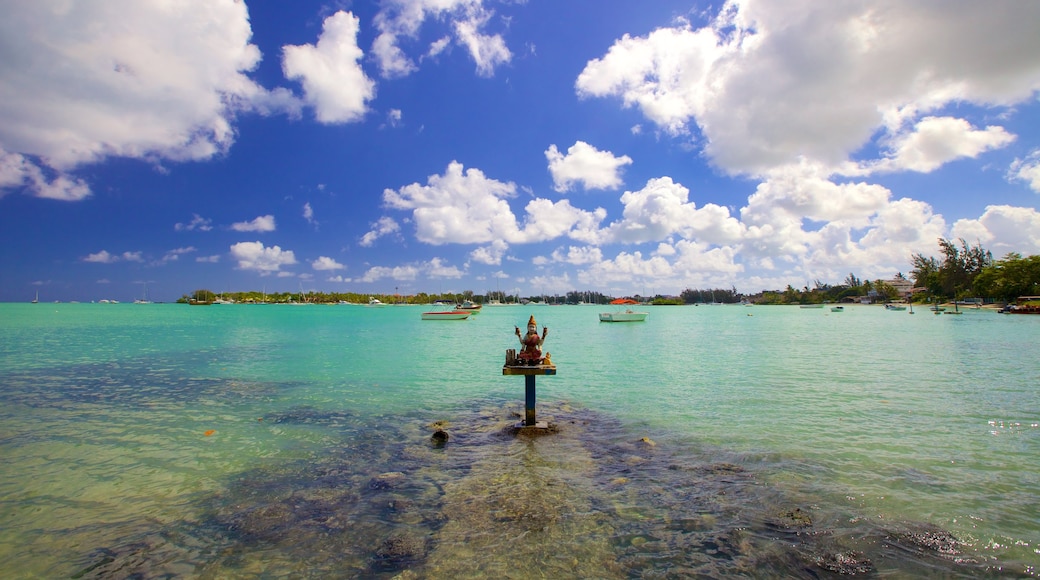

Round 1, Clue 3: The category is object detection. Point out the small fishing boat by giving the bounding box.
[830,306,844,312]
[421,310,472,320]
[458,300,482,313]
[599,310,648,322]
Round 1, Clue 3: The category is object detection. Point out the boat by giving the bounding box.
[599,310,648,322]
[799,304,824,309]
[884,303,906,311]
[367,297,386,307]
[133,282,151,304]
[458,300,482,313]
[31,291,38,304]
[1002,296,1040,314]
[421,310,472,320]
[830,306,844,312]
[600,299,648,322]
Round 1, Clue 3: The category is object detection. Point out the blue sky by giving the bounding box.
[3,0,1040,303]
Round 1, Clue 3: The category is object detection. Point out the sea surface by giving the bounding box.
[0,302,1037,578]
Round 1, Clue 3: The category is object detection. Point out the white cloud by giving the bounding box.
[357,258,465,283]
[426,257,466,278]
[383,161,519,244]
[359,216,401,247]
[577,251,674,286]
[550,246,603,265]
[0,0,299,177]
[312,256,345,271]
[0,148,90,200]
[231,215,276,233]
[229,241,296,273]
[951,205,1040,256]
[545,141,633,192]
[470,239,509,265]
[303,203,315,224]
[454,10,512,77]
[358,264,419,283]
[1009,152,1040,193]
[601,176,744,245]
[371,0,510,79]
[196,255,220,263]
[283,11,375,124]
[83,250,143,264]
[576,2,1040,176]
[84,251,116,264]
[871,117,1015,174]
[160,246,196,264]
[175,214,213,232]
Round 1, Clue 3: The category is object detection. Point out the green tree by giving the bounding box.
[974,253,1040,303]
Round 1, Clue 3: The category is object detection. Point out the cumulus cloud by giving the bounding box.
[231,215,276,233]
[545,141,633,192]
[470,239,509,265]
[357,264,420,283]
[871,117,1016,174]
[360,216,401,247]
[1009,152,1040,193]
[384,161,605,245]
[0,149,90,200]
[229,241,296,273]
[371,0,511,79]
[356,257,466,283]
[303,203,316,225]
[951,205,1040,256]
[0,0,299,186]
[576,2,1040,175]
[550,246,603,265]
[175,214,213,232]
[600,177,744,245]
[283,11,375,124]
[311,256,345,271]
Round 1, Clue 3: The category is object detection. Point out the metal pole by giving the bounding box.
[525,374,536,426]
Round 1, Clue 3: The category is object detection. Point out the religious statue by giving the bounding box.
[515,315,548,365]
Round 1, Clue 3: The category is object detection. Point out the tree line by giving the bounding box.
[179,239,1039,306]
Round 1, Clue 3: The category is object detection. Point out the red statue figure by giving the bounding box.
[515,315,548,365]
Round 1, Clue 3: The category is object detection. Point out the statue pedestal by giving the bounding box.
[502,361,556,428]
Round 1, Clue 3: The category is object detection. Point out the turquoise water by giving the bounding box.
[0,302,1037,577]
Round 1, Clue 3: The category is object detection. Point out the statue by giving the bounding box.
[515,315,548,365]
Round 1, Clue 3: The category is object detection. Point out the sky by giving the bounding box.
[2,0,1040,303]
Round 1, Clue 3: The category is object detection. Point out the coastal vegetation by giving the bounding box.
[177,239,1039,307]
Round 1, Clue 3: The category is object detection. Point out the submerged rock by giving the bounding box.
[430,429,449,447]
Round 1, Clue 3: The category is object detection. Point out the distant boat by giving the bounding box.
[421,310,472,320]
[885,303,906,311]
[799,304,824,309]
[830,306,844,312]
[599,310,648,322]
[31,291,38,304]
[133,282,151,304]
[367,297,386,307]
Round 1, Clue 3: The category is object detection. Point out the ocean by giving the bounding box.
[0,302,1037,578]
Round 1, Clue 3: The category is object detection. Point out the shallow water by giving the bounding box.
[0,302,1037,577]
